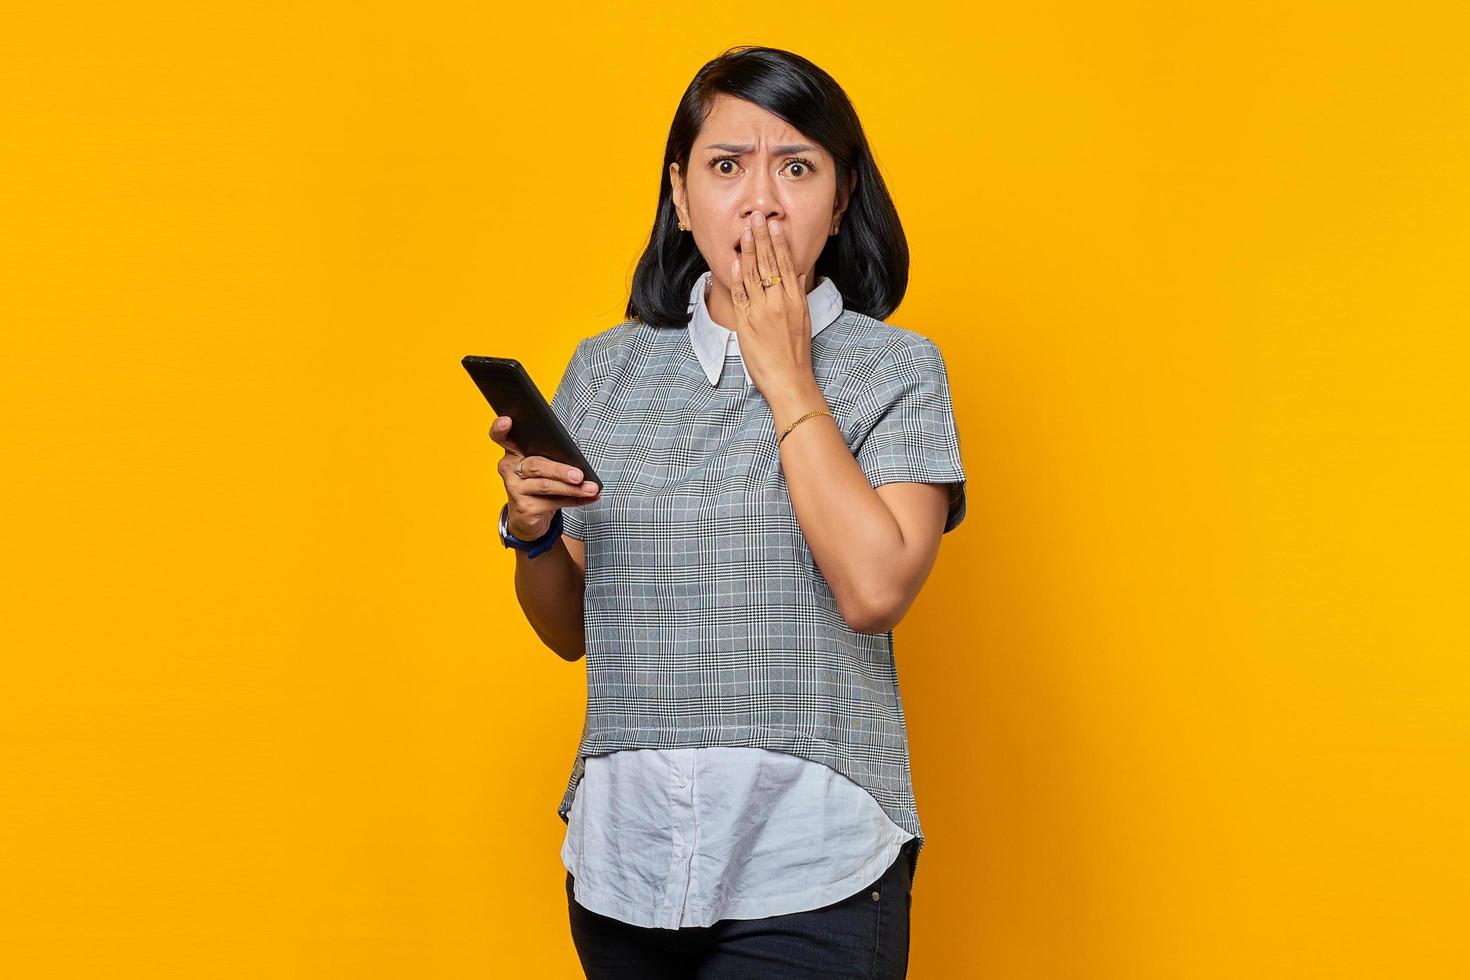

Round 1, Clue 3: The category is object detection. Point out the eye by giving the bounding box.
[784,158,816,178]
[707,155,819,179]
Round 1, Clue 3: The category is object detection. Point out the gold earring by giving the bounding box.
[677,218,689,231]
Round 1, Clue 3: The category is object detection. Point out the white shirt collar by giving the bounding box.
[685,270,844,387]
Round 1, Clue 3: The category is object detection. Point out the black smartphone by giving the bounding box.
[461,355,602,489]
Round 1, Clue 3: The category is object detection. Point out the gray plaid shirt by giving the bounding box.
[550,273,967,884]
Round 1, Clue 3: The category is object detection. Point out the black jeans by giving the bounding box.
[567,838,915,979]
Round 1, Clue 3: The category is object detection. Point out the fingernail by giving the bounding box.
[769,219,781,234]
[743,227,752,240]
[582,482,598,493]
[568,468,582,482]
[753,212,764,224]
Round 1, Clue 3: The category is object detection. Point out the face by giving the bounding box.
[670,94,856,305]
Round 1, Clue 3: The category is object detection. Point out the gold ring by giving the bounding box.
[515,457,525,478]
[760,275,782,288]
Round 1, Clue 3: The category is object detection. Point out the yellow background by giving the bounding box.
[3,2,1467,977]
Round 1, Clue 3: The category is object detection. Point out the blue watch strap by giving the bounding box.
[500,503,563,558]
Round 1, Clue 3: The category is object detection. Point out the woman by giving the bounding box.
[491,46,966,979]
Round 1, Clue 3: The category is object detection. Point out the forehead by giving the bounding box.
[698,94,824,155]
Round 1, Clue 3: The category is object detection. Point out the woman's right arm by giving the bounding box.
[490,414,601,663]
[513,534,587,662]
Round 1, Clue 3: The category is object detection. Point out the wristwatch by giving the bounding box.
[499,503,563,559]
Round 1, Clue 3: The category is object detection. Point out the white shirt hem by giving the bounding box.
[563,830,913,931]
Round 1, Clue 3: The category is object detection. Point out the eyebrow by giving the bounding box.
[704,142,817,155]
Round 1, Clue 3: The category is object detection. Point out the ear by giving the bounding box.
[669,162,687,222]
[834,169,858,219]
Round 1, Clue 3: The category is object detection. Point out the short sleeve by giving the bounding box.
[548,339,595,542]
[851,338,968,533]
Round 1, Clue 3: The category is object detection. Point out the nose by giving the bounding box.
[740,163,783,224]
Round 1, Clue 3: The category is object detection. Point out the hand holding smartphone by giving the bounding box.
[463,354,602,539]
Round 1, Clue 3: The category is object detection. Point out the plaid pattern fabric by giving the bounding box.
[548,304,967,881]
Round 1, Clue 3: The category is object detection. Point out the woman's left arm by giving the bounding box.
[733,210,958,634]
[767,384,950,634]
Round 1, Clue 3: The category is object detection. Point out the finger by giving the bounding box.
[750,212,783,301]
[488,416,523,454]
[520,476,600,499]
[501,460,600,500]
[767,217,803,307]
[740,221,765,304]
[503,452,586,487]
[502,455,599,499]
[730,256,752,313]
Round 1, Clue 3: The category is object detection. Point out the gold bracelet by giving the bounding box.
[778,409,834,445]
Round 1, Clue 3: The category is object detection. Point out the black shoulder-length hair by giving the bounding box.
[626,46,909,329]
